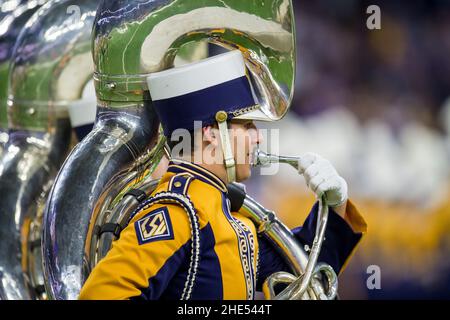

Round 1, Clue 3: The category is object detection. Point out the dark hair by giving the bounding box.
[166,129,196,151]
[165,122,221,153]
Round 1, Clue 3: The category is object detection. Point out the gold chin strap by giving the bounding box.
[215,111,236,183]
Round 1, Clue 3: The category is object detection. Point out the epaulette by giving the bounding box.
[168,172,195,195]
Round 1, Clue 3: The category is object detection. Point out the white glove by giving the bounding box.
[298,153,348,207]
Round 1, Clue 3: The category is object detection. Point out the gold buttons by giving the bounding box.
[215,111,228,123]
[174,181,182,188]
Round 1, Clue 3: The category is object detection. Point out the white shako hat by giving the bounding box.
[147,50,270,137]
[147,50,269,183]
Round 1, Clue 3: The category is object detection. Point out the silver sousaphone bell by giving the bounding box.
[41,0,338,301]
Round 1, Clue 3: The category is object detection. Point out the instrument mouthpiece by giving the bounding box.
[252,148,300,170]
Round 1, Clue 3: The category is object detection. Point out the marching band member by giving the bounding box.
[79,50,367,300]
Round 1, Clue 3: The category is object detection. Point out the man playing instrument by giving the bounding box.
[79,50,367,300]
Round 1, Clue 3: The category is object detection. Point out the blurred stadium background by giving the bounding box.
[1,0,449,300]
[246,0,450,299]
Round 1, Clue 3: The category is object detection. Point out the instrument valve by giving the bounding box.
[257,210,276,234]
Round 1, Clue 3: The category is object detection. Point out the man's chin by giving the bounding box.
[235,167,251,183]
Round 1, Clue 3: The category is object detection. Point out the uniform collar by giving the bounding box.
[167,159,228,194]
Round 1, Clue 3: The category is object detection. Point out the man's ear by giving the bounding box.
[203,125,219,147]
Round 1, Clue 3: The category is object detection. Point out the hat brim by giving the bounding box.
[234,107,273,122]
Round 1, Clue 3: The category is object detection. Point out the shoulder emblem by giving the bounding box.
[134,206,174,245]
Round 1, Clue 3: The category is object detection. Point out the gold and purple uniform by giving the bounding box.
[79,160,366,300]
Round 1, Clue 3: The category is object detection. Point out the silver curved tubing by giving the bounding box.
[0,0,49,156]
[251,150,338,300]
[43,101,164,301]
[43,0,295,300]
[239,192,324,300]
[0,0,99,300]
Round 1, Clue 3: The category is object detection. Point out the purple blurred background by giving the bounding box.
[247,0,450,299]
